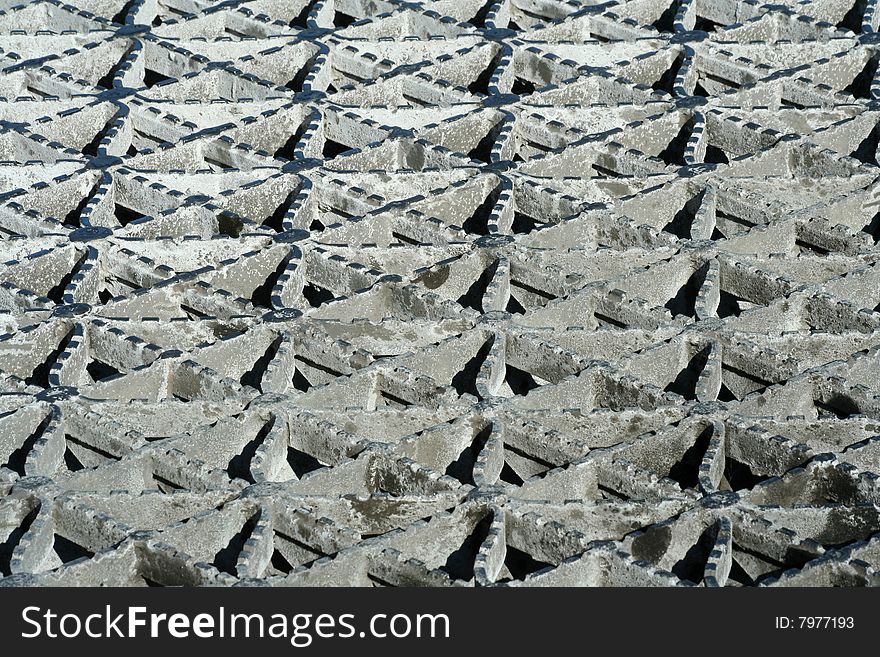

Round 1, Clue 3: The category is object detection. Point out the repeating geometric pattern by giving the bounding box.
[1,0,879,587]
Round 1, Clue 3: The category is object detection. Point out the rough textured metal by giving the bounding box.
[1,0,879,588]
